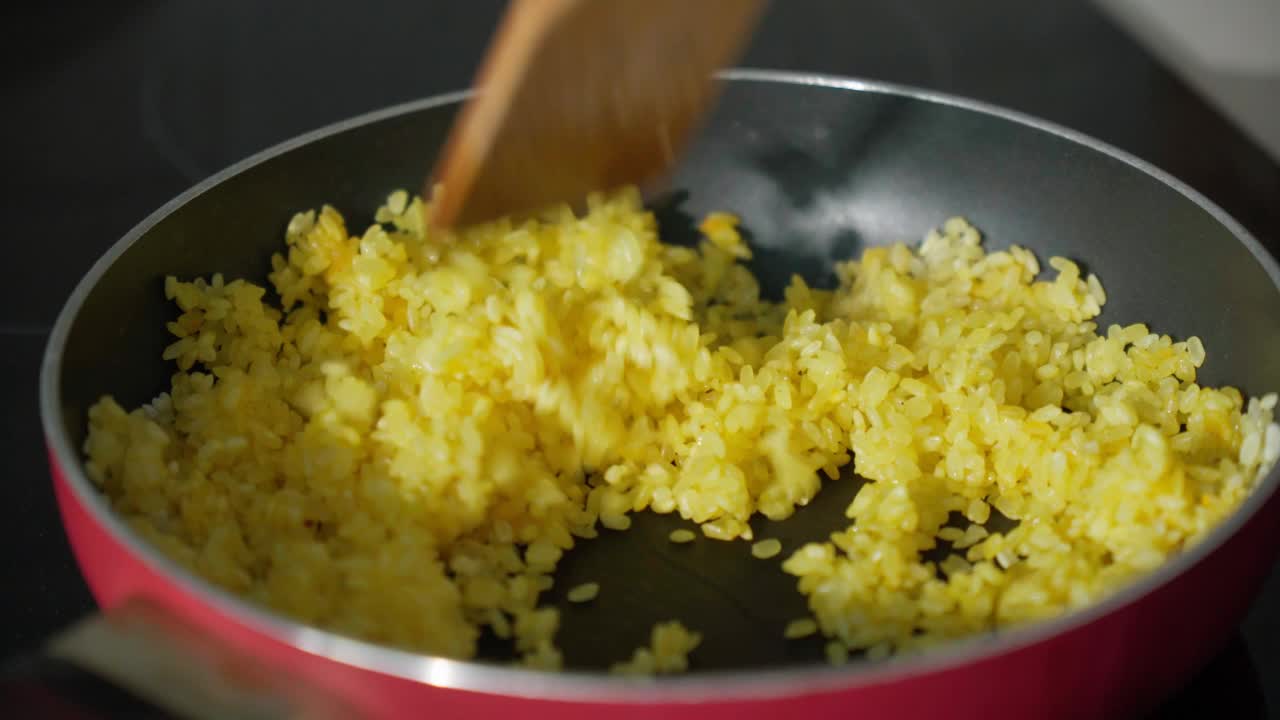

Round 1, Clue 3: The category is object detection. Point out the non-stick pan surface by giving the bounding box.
[40,71,1280,718]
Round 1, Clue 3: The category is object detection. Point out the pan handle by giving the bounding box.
[0,600,348,719]
[2,650,175,719]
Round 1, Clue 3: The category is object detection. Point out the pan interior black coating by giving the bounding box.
[55,78,1280,670]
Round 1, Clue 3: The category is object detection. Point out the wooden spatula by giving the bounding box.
[427,0,766,229]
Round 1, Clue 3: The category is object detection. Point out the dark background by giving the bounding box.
[5,1,1279,717]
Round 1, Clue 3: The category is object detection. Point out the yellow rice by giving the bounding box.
[825,640,849,666]
[610,621,703,675]
[565,582,600,603]
[668,529,698,544]
[783,618,818,639]
[83,186,1279,671]
[751,538,783,559]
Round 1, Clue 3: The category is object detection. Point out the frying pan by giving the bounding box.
[27,70,1280,718]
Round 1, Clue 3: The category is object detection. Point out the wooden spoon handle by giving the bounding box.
[428,0,765,228]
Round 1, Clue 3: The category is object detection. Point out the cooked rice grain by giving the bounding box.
[566,582,600,603]
[751,538,783,559]
[784,618,818,639]
[668,529,698,544]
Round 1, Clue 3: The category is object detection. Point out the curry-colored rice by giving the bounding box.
[611,621,703,675]
[83,187,1279,671]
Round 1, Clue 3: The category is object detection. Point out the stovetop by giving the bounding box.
[5,1,1279,717]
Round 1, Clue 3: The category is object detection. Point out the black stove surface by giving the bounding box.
[5,1,1279,717]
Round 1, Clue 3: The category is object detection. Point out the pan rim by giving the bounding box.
[38,68,1280,703]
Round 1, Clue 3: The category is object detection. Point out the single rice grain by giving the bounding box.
[751,539,783,559]
[566,582,600,603]
[668,529,697,544]
[784,618,818,639]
